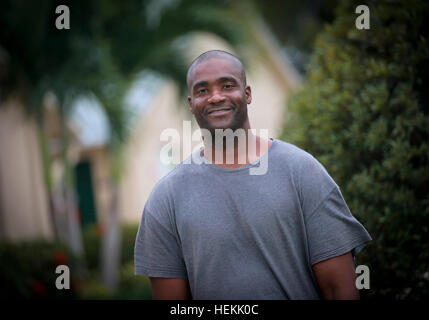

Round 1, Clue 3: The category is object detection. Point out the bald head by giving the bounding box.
[186,50,246,90]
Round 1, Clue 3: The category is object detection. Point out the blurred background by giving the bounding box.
[0,0,427,300]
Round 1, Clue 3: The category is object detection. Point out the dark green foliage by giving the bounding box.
[0,240,83,299]
[114,261,152,300]
[82,223,138,272]
[80,223,151,299]
[120,224,139,265]
[254,0,339,73]
[281,0,429,299]
[115,225,152,299]
[0,0,249,115]
[82,224,101,272]
[0,224,151,299]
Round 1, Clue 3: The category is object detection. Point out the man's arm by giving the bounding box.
[312,251,360,300]
[150,277,191,300]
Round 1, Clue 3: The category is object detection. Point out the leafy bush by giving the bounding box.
[0,223,148,299]
[80,223,149,299]
[281,0,429,299]
[81,223,139,271]
[76,280,114,300]
[82,224,102,272]
[120,224,139,265]
[114,262,152,300]
[0,240,84,299]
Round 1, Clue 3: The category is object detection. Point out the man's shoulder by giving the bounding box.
[149,155,204,198]
[274,139,336,190]
[272,139,320,167]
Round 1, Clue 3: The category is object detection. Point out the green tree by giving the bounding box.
[281,0,429,299]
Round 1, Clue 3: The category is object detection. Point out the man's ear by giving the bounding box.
[188,96,194,114]
[245,85,252,104]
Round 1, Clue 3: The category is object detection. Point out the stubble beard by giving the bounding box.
[198,107,248,136]
[195,108,249,157]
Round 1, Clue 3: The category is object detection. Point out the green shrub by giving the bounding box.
[80,223,148,299]
[0,240,84,299]
[120,224,139,265]
[77,280,114,300]
[114,262,152,300]
[81,223,139,271]
[82,224,102,272]
[0,224,146,300]
[281,0,429,299]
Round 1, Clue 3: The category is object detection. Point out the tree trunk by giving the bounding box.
[101,184,122,291]
[64,185,85,257]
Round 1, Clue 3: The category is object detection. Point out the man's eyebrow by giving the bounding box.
[192,81,208,91]
[217,76,238,83]
[192,77,238,91]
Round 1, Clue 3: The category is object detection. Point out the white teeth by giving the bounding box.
[210,109,230,114]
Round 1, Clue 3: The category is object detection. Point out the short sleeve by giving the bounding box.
[305,186,372,265]
[134,198,187,278]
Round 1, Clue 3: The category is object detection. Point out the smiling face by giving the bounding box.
[187,57,252,134]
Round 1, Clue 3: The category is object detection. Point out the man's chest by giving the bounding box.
[174,179,305,250]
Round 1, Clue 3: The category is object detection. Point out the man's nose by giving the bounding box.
[207,91,226,104]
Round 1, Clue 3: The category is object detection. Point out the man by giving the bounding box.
[134,50,372,299]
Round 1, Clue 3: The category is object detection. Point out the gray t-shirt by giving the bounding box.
[134,138,372,299]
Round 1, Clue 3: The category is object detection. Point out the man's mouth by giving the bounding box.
[207,107,233,115]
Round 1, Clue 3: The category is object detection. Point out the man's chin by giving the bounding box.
[207,122,239,133]
[198,116,245,135]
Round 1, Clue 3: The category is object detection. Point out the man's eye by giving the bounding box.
[198,88,208,94]
[224,84,232,89]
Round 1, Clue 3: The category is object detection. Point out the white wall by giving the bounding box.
[0,99,53,240]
